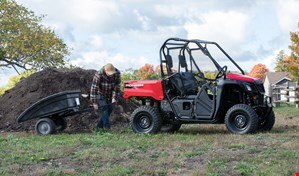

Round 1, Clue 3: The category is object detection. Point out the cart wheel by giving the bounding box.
[54,118,67,131]
[35,118,56,135]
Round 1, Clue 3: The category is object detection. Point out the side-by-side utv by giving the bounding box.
[123,38,274,134]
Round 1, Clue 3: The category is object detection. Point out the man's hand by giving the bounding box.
[93,103,98,110]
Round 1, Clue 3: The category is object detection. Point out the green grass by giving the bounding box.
[0,106,298,175]
[274,104,299,118]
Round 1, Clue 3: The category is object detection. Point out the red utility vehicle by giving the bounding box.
[124,38,274,134]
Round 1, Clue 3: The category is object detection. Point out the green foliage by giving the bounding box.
[204,71,217,80]
[120,69,139,91]
[120,65,161,91]
[0,0,69,71]
[234,162,254,176]
[135,63,160,80]
[0,70,35,95]
[274,23,299,80]
[288,23,299,80]
[273,104,299,118]
[0,87,5,96]
[275,50,288,72]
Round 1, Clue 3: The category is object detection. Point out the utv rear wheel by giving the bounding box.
[35,118,55,135]
[161,123,181,133]
[259,110,275,131]
[225,104,259,134]
[130,106,162,134]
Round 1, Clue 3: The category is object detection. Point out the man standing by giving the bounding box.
[90,63,121,130]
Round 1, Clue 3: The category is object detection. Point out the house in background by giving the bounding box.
[264,72,291,100]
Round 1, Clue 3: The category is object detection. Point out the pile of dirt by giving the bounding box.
[0,68,131,132]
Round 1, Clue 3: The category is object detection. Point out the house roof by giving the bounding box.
[265,72,291,85]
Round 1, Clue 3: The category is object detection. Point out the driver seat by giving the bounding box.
[166,54,197,96]
[170,72,198,96]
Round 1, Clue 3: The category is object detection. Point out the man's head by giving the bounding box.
[104,63,116,76]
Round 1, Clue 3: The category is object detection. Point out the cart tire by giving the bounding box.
[35,118,56,135]
[54,118,67,131]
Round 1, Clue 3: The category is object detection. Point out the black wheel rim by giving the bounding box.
[234,115,248,129]
[134,112,153,132]
[229,112,249,131]
[38,122,51,135]
[139,116,151,129]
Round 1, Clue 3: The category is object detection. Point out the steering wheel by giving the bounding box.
[194,71,205,79]
[193,71,209,87]
[215,66,227,79]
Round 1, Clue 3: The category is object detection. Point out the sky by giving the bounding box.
[1,0,299,86]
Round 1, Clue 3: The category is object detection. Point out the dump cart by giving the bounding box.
[17,90,85,135]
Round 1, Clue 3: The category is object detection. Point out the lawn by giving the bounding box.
[0,106,298,176]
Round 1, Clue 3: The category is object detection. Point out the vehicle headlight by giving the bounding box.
[245,84,252,91]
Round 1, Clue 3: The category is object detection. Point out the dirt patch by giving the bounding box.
[0,68,131,132]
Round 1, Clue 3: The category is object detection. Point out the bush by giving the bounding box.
[0,70,35,95]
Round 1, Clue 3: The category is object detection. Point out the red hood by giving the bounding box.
[226,73,259,83]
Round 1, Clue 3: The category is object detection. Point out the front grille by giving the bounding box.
[255,82,265,94]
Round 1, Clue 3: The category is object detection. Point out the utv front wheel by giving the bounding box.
[130,106,162,134]
[225,104,259,134]
[259,110,275,131]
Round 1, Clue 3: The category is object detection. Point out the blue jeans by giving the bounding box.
[96,95,113,129]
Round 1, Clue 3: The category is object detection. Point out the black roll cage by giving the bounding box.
[159,38,245,79]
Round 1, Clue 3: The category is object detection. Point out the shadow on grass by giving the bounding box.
[270,125,298,134]
[174,125,228,135]
[43,123,298,136]
[176,124,298,135]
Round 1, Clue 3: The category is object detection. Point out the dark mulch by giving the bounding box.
[0,68,132,132]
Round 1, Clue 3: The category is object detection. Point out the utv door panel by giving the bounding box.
[172,99,193,119]
[195,84,215,119]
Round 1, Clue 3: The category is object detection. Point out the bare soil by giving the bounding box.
[0,68,131,132]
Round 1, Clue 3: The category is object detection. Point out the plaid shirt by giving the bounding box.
[90,67,121,104]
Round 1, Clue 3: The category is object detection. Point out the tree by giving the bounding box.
[136,64,159,80]
[283,56,299,80]
[274,23,299,80]
[287,23,299,80]
[154,64,177,76]
[0,70,35,95]
[248,63,268,80]
[0,0,69,73]
[154,64,166,75]
[274,50,288,72]
[120,68,138,91]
